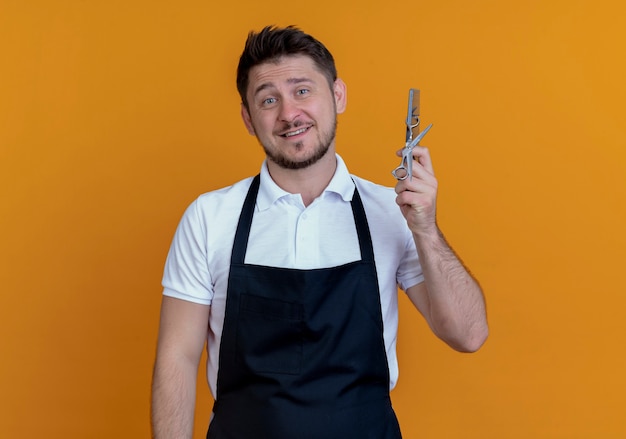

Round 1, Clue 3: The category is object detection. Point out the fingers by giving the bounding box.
[393,145,438,211]
[394,173,436,197]
[394,188,436,216]
[395,145,435,176]
[393,145,438,232]
[412,146,434,175]
[394,157,436,195]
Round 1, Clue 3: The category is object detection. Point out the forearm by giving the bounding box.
[151,355,198,439]
[413,228,488,352]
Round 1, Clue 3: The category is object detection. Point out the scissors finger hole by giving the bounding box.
[392,167,409,180]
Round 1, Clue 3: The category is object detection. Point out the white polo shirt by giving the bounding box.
[162,154,424,396]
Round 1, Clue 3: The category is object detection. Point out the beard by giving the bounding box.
[260,118,338,170]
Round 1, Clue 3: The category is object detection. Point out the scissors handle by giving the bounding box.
[392,123,433,181]
[392,153,412,180]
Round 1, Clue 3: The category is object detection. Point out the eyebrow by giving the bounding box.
[252,77,313,98]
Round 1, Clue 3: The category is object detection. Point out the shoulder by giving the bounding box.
[191,176,255,219]
[351,175,409,234]
[174,176,255,240]
[350,175,398,212]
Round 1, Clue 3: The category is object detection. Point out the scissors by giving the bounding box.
[392,89,433,181]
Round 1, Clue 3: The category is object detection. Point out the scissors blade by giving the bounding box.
[407,123,433,149]
[406,89,419,143]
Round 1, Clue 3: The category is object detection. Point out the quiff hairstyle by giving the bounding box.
[236,25,338,109]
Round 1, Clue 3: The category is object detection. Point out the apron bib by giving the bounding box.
[208,175,402,439]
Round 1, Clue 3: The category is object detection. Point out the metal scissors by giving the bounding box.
[392,88,433,181]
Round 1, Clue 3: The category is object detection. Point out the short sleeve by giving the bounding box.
[396,228,424,292]
[162,200,213,305]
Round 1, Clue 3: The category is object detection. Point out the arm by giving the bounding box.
[395,146,488,352]
[151,296,211,439]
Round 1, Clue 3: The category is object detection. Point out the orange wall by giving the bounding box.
[2,1,625,437]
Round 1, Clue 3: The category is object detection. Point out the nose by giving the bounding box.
[278,98,301,123]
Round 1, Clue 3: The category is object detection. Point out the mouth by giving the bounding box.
[279,125,311,138]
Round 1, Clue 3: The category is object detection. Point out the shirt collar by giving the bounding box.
[256,154,355,211]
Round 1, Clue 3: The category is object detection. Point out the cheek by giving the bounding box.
[246,112,272,136]
[320,103,337,126]
[251,116,273,137]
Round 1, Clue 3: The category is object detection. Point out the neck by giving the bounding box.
[266,152,337,207]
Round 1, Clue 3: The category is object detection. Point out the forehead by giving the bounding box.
[247,55,326,94]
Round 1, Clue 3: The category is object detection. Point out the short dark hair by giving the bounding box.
[236,25,338,109]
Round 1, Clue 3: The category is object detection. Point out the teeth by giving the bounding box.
[284,127,307,137]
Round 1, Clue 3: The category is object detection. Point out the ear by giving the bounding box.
[240,103,256,135]
[333,78,347,114]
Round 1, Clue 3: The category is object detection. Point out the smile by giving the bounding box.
[282,126,310,138]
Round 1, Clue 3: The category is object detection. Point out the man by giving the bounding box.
[151,25,488,439]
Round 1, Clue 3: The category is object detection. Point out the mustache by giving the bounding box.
[279,119,309,131]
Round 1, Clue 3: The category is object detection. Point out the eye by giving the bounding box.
[296,88,310,96]
[262,97,277,105]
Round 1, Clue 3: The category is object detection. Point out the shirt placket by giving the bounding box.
[294,203,320,268]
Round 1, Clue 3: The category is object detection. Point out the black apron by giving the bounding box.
[207,175,402,439]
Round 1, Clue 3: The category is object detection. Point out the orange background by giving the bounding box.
[2,1,625,437]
